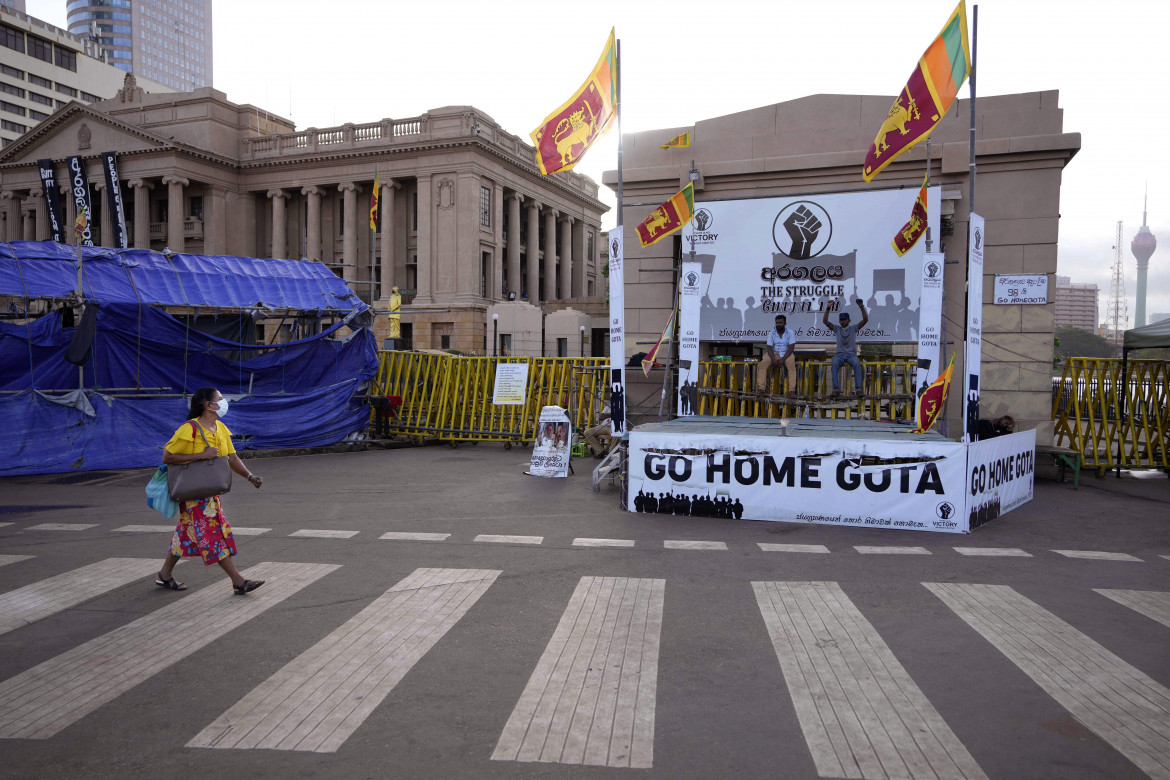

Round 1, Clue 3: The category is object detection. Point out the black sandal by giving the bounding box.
[233,579,265,595]
[155,572,187,591]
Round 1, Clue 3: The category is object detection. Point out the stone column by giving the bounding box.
[21,194,36,241]
[127,179,152,249]
[301,185,321,260]
[0,192,13,242]
[560,215,573,300]
[507,193,522,297]
[161,175,188,253]
[526,199,540,302]
[492,183,504,300]
[92,182,114,247]
[543,208,558,302]
[415,174,433,304]
[31,187,48,241]
[204,186,227,255]
[379,179,397,298]
[572,220,586,298]
[267,189,288,259]
[338,182,360,283]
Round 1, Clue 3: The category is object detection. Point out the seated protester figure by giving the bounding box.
[976,415,1015,440]
[757,314,797,396]
[822,298,869,397]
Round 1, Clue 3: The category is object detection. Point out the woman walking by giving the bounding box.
[155,387,266,595]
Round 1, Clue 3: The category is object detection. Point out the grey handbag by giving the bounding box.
[167,421,232,501]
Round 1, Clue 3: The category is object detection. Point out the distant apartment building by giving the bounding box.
[1149,312,1170,325]
[0,6,171,147]
[0,1,25,12]
[1054,275,1099,332]
[67,0,212,91]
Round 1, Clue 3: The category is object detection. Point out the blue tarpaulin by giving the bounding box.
[1,242,378,476]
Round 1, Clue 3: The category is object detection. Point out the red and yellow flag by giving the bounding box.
[660,132,690,150]
[635,183,695,248]
[73,206,88,237]
[369,167,380,231]
[892,175,928,256]
[530,29,617,176]
[910,353,954,433]
[642,304,676,377]
[862,1,971,182]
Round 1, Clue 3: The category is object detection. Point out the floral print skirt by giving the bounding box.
[170,495,237,565]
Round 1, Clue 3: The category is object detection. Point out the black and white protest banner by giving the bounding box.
[66,155,95,247]
[964,213,984,442]
[915,251,945,396]
[964,429,1035,530]
[676,261,702,416]
[608,231,626,435]
[99,151,128,248]
[36,159,65,243]
[629,430,970,533]
[527,406,572,477]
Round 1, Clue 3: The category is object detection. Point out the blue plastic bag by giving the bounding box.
[146,465,179,520]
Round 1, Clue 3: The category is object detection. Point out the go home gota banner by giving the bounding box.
[676,261,701,417]
[629,430,971,533]
[915,251,945,395]
[608,231,626,436]
[680,187,940,343]
[964,429,1035,530]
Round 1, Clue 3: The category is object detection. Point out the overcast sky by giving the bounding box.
[29,0,1169,326]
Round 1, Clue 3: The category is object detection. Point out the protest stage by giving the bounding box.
[628,417,1035,534]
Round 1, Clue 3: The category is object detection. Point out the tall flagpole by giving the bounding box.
[962,4,979,441]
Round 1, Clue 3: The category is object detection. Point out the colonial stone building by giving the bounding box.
[606,91,1080,442]
[0,78,609,352]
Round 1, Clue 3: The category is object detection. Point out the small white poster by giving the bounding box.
[993,274,1048,305]
[492,362,529,405]
[528,406,571,478]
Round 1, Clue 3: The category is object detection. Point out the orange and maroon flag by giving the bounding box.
[911,353,954,433]
[892,175,928,256]
[641,304,676,377]
[659,132,690,150]
[530,29,617,176]
[369,167,379,231]
[635,183,695,248]
[862,1,971,182]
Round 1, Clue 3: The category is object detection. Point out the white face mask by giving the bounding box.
[212,398,229,417]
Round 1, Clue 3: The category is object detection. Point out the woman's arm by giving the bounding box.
[228,453,263,488]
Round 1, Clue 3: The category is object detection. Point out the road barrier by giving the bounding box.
[1051,358,1170,471]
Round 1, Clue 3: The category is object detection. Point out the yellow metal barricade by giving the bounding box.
[1052,358,1170,471]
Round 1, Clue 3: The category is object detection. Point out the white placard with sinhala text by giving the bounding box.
[492,362,529,405]
[993,274,1048,305]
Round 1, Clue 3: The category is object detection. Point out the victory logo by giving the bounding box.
[693,208,713,232]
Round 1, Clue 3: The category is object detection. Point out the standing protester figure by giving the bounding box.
[822,298,869,397]
[155,387,265,595]
[756,314,797,397]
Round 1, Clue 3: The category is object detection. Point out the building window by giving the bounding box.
[0,83,23,98]
[29,109,48,121]
[80,91,100,103]
[411,191,418,232]
[440,334,451,350]
[481,251,490,298]
[557,338,568,357]
[499,333,511,357]
[0,25,23,54]
[0,64,23,79]
[588,279,595,296]
[0,101,25,117]
[56,84,78,98]
[54,47,78,72]
[587,231,594,263]
[1,119,27,133]
[28,36,52,64]
[28,74,51,89]
[189,196,203,220]
[28,92,51,106]
[480,186,491,227]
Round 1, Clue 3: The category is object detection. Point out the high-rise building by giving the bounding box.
[1,1,26,13]
[1054,275,1100,333]
[66,0,212,92]
[1149,313,1170,326]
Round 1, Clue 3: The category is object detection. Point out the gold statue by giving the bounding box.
[389,286,402,340]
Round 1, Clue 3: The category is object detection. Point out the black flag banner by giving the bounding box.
[36,159,65,243]
[66,155,95,246]
[100,151,127,248]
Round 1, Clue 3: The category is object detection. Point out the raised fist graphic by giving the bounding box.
[783,205,822,259]
[694,209,711,232]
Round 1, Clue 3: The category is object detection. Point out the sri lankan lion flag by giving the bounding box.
[369,167,379,231]
[530,29,616,176]
[73,206,88,237]
[892,175,928,256]
[862,1,970,182]
[660,132,690,150]
[635,183,695,247]
[911,353,954,433]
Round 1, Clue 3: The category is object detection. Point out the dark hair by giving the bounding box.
[188,387,218,420]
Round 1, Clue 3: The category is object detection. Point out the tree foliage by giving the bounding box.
[1053,326,1116,365]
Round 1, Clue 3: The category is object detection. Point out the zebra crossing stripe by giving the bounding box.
[953,547,1032,557]
[0,555,32,567]
[114,525,171,533]
[379,532,451,541]
[188,567,500,753]
[493,576,665,768]
[754,581,987,780]
[0,523,12,529]
[573,538,636,548]
[0,558,160,637]
[0,561,338,740]
[926,583,1170,779]
[25,523,97,531]
[758,543,830,554]
[855,546,931,555]
[1095,589,1170,630]
[1052,550,1143,562]
[290,530,359,539]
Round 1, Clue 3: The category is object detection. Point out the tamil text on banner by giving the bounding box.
[530,29,616,176]
[66,155,95,247]
[965,429,1035,530]
[915,251,945,394]
[964,212,985,441]
[636,183,694,248]
[528,406,572,478]
[36,159,65,244]
[492,362,529,405]
[680,187,940,342]
[608,231,626,435]
[892,176,928,256]
[660,132,690,150]
[99,152,127,249]
[676,261,701,416]
[862,0,971,182]
[912,353,953,433]
[629,430,970,533]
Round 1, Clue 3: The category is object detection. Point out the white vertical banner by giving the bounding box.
[964,213,985,442]
[608,231,626,435]
[677,261,702,416]
[915,251,945,396]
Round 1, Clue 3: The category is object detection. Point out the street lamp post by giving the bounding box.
[579,324,585,357]
[492,313,499,357]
